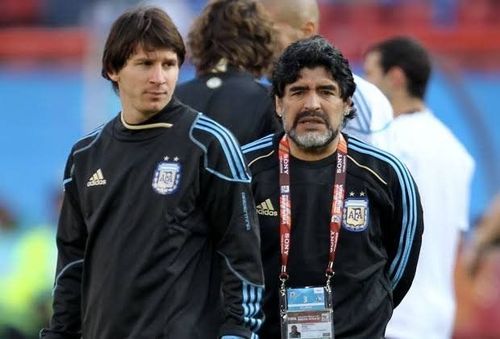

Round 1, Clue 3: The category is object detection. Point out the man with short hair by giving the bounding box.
[243,35,423,339]
[41,6,264,339]
[364,36,474,339]
[289,325,301,338]
[259,0,394,147]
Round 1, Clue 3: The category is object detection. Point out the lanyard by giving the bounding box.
[278,134,348,286]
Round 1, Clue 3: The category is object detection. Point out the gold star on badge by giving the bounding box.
[164,156,169,161]
[349,192,355,196]
[360,191,365,196]
[174,157,179,162]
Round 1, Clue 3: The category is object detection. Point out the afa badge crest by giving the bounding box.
[343,197,369,232]
[152,159,181,195]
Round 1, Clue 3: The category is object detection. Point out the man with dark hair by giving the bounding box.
[243,35,423,338]
[258,0,394,148]
[289,325,301,338]
[176,0,280,145]
[41,6,264,339]
[364,36,431,109]
[364,36,474,339]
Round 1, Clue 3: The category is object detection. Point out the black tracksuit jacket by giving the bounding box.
[242,132,424,339]
[41,98,264,339]
[175,69,281,146]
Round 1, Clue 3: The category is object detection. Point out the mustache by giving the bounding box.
[292,110,329,128]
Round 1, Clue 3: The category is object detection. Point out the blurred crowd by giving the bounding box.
[0,198,58,338]
[1,0,499,30]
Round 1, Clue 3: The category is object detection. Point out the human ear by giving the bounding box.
[301,21,318,37]
[107,71,119,82]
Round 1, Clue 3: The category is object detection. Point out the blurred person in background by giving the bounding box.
[465,193,500,277]
[40,6,264,339]
[243,35,423,339]
[363,36,475,339]
[258,0,394,148]
[0,198,56,338]
[175,0,280,145]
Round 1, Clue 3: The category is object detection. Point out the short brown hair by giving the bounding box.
[187,0,275,77]
[101,6,186,91]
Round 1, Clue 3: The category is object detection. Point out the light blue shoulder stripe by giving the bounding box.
[197,115,247,179]
[241,133,274,153]
[348,138,418,289]
[190,114,250,183]
[73,126,104,156]
[75,124,104,143]
[242,141,274,154]
[349,138,417,288]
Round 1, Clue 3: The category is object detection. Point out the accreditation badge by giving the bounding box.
[280,286,334,339]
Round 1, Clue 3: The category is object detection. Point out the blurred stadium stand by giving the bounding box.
[0,0,499,66]
[0,0,499,337]
[0,0,42,26]
[318,0,500,69]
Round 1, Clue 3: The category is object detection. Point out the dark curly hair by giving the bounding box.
[272,35,357,120]
[101,6,185,92]
[187,0,276,77]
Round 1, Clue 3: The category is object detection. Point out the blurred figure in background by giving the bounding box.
[258,0,394,148]
[176,0,280,145]
[0,198,57,339]
[364,36,475,339]
[465,193,500,277]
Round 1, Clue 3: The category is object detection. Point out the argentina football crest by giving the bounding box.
[343,192,369,232]
[152,157,181,195]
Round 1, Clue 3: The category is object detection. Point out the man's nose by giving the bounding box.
[304,92,321,111]
[150,64,166,84]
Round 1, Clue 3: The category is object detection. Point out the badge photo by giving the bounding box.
[281,287,335,339]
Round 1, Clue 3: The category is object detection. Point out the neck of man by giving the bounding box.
[288,134,340,161]
[391,93,426,118]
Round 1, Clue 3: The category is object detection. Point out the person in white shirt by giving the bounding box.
[258,0,393,147]
[364,36,475,339]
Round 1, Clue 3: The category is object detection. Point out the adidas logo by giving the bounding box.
[87,169,107,187]
[256,198,278,216]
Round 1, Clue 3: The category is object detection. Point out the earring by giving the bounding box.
[343,108,350,116]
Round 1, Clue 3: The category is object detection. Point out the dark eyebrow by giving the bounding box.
[132,55,177,63]
[132,56,151,62]
[289,85,309,92]
[164,56,178,63]
[317,84,337,91]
